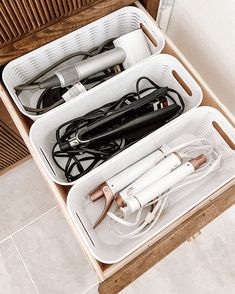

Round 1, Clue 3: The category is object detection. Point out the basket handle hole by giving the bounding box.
[140,23,158,47]
[40,147,57,176]
[172,70,192,97]
[212,121,235,150]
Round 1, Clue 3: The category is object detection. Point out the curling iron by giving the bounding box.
[92,151,182,228]
[108,153,212,239]
[115,152,183,207]
[90,138,221,229]
[90,145,170,228]
[91,152,183,228]
[121,154,207,216]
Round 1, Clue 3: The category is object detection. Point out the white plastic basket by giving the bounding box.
[29,53,203,185]
[66,106,235,264]
[2,6,165,121]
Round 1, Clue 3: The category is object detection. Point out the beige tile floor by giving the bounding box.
[0,160,98,294]
[0,159,235,294]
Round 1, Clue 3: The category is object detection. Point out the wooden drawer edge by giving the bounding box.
[101,179,234,279]
[0,155,31,176]
[0,0,136,65]
[99,184,235,293]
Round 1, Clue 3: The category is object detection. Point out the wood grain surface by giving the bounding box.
[0,0,135,65]
[0,99,30,175]
[0,0,102,48]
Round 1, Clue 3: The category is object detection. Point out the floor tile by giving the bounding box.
[82,283,99,294]
[0,160,56,241]
[13,208,98,294]
[121,205,235,294]
[0,238,37,294]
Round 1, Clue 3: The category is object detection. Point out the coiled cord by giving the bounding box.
[52,77,185,182]
[15,39,119,114]
[107,139,221,238]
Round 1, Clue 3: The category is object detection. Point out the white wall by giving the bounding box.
[166,0,235,115]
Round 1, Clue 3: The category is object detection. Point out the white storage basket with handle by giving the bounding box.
[29,53,203,185]
[66,106,235,264]
[2,6,165,121]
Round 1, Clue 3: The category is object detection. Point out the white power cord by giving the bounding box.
[107,138,221,238]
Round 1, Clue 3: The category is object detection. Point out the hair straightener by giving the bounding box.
[52,77,185,182]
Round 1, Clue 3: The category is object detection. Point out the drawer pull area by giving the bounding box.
[172,69,192,97]
[140,23,158,47]
[212,121,235,150]
[75,212,96,248]
[39,147,56,176]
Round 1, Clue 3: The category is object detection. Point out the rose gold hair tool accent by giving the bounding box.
[89,147,169,228]
[90,183,114,229]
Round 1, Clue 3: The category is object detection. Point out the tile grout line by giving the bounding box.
[0,235,12,244]
[0,205,58,244]
[82,281,99,294]
[11,236,40,294]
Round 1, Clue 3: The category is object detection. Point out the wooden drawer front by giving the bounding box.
[0,0,101,49]
[0,2,234,293]
[0,0,135,65]
[0,99,30,175]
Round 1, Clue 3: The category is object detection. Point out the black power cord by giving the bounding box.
[52,77,185,182]
[15,39,122,115]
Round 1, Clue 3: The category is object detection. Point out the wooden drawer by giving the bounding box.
[0,2,234,293]
[0,101,30,175]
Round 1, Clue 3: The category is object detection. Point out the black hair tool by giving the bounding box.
[52,77,185,182]
[63,104,180,149]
